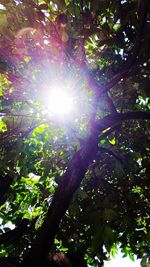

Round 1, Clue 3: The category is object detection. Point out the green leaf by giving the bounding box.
[0,120,7,133]
[24,56,31,63]
[100,139,106,145]
[129,252,135,261]
[110,243,118,257]
[108,137,116,145]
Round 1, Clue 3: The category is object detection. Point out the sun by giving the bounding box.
[48,88,74,116]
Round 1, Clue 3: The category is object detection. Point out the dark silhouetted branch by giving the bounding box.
[95,111,150,132]
[21,110,150,267]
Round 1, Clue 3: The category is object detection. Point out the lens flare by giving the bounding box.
[48,89,74,116]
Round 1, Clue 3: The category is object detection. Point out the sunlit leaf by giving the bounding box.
[108,137,116,145]
[0,120,7,133]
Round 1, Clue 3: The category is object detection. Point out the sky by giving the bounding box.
[104,252,141,267]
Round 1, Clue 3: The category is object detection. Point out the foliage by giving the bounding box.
[0,0,150,266]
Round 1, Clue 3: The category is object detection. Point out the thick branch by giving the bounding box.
[95,111,150,131]
[21,135,99,267]
[21,111,150,267]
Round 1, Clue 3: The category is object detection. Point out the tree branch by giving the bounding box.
[92,0,150,95]
[95,111,150,132]
[20,110,150,267]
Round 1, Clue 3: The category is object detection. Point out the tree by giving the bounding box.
[0,0,150,266]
